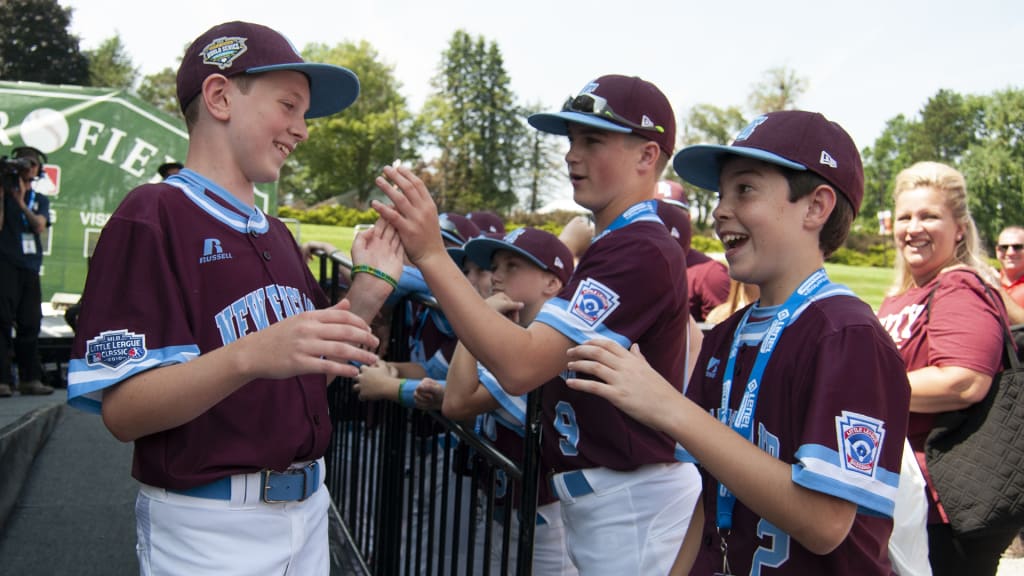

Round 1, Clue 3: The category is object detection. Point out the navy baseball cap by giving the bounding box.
[177,21,360,118]
[529,75,676,157]
[672,110,864,216]
[464,227,574,286]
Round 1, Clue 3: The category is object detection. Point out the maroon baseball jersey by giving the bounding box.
[877,268,1004,523]
[685,295,909,575]
[534,201,689,474]
[685,249,731,321]
[68,170,331,489]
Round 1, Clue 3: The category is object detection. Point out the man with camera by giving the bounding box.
[0,146,54,397]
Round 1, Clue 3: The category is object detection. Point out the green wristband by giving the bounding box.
[352,264,398,289]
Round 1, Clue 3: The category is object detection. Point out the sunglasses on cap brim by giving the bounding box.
[562,93,665,135]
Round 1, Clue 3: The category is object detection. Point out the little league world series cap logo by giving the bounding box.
[85,329,148,370]
[201,36,248,70]
[835,411,886,478]
[569,278,620,327]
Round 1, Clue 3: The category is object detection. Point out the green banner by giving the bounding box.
[0,81,277,301]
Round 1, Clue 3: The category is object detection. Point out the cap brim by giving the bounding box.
[248,63,360,118]
[464,237,548,273]
[528,111,632,136]
[672,144,807,191]
[446,247,466,267]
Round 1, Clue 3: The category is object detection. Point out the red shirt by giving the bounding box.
[877,268,1005,523]
[1001,270,1024,308]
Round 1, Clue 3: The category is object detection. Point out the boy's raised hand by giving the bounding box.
[351,218,403,283]
[372,165,445,265]
[564,339,681,433]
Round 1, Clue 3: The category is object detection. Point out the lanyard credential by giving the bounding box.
[21,189,35,228]
[715,268,832,532]
[591,199,661,243]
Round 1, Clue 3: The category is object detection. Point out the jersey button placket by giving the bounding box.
[262,250,271,261]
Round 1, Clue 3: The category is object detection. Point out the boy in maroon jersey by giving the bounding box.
[373,75,701,575]
[565,110,911,574]
[67,21,401,575]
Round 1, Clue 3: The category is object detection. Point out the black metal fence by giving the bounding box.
[316,252,542,576]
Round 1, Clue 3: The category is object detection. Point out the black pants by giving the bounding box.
[928,522,1019,576]
[0,259,43,385]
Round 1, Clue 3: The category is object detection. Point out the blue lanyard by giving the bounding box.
[716,268,832,531]
[21,189,35,228]
[591,200,662,243]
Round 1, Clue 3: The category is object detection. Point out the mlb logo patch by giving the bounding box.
[569,278,620,327]
[85,329,148,370]
[835,411,886,478]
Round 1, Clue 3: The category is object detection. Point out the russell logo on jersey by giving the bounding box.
[199,238,234,264]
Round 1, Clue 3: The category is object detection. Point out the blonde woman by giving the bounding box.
[875,161,1015,576]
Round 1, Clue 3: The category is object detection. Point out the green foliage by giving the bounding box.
[421,30,526,214]
[859,87,1024,248]
[279,205,378,227]
[86,34,138,89]
[690,235,723,254]
[137,67,181,117]
[282,41,417,207]
[0,0,88,85]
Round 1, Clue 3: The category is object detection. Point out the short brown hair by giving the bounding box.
[784,169,854,258]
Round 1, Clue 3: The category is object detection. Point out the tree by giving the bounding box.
[280,40,416,207]
[0,0,88,85]
[137,67,181,117]
[961,88,1024,245]
[861,87,1024,247]
[421,30,525,214]
[747,66,807,114]
[520,101,564,212]
[85,34,138,89]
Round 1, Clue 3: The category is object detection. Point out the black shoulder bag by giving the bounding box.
[923,282,1024,537]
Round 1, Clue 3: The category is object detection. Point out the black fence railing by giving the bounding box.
[316,250,541,576]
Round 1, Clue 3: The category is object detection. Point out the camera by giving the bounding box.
[0,155,32,194]
[0,155,33,175]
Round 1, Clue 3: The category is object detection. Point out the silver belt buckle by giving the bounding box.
[261,463,314,504]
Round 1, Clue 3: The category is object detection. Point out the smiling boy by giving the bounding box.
[564,110,911,574]
[67,21,401,575]
[374,75,701,575]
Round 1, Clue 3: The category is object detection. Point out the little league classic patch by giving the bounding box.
[835,411,885,478]
[569,278,620,327]
[85,329,148,370]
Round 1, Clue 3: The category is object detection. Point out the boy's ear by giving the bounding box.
[637,140,661,171]
[542,273,562,298]
[805,184,837,229]
[201,74,232,121]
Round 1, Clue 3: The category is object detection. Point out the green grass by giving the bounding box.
[825,263,893,311]
[291,223,895,310]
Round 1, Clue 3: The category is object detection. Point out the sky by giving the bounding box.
[59,0,1022,203]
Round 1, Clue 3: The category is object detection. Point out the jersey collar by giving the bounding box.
[165,169,270,235]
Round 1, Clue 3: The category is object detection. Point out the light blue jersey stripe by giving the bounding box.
[67,344,199,414]
[535,297,629,347]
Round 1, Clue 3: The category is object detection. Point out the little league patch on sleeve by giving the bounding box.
[569,278,620,327]
[835,411,886,478]
[85,329,148,370]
